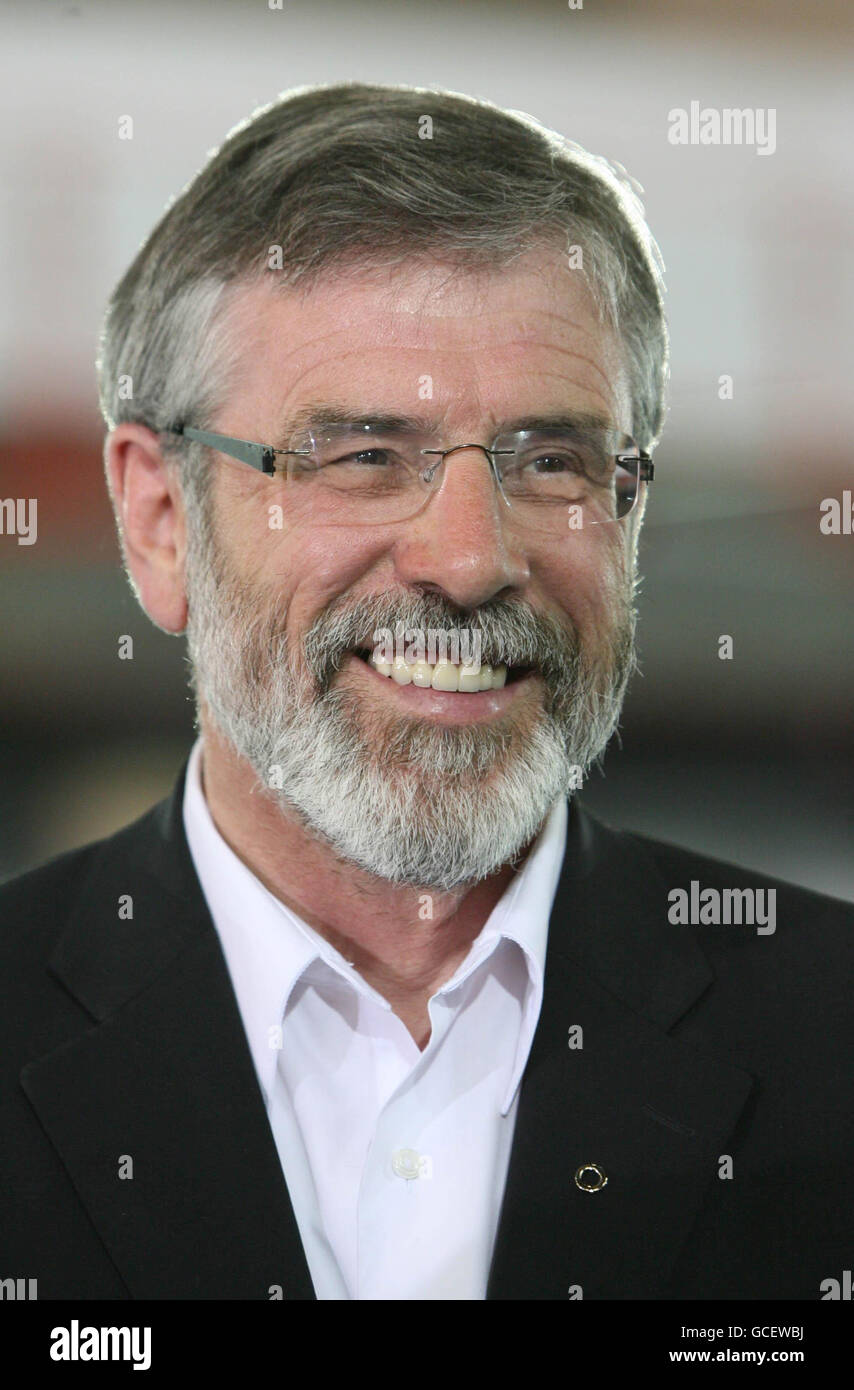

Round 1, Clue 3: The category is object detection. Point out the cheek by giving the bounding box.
[259,520,392,633]
[536,528,633,632]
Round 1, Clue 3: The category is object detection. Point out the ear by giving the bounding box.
[105,423,189,634]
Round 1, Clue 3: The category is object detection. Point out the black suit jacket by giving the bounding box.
[1,762,852,1300]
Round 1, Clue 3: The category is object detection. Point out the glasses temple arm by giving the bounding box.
[169,424,283,475]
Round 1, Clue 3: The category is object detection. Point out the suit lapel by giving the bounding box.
[21,766,316,1299]
[487,804,755,1299]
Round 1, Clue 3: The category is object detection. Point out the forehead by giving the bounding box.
[222,249,631,433]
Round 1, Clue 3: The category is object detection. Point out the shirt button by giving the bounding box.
[391,1148,422,1180]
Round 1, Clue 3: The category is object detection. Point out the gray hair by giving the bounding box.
[96,81,669,520]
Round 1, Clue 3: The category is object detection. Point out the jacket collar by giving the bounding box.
[548,798,715,1030]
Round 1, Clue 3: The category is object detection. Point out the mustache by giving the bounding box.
[302,592,585,695]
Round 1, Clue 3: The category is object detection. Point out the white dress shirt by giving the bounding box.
[182,737,567,1299]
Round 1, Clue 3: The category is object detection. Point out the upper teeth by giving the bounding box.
[369,654,507,691]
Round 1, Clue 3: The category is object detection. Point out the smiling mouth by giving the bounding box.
[352,649,534,692]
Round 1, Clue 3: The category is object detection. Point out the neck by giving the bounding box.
[198,721,530,1023]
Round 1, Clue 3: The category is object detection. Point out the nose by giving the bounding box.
[392,445,531,609]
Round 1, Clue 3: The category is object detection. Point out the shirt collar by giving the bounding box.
[182,736,566,1114]
[482,792,567,1112]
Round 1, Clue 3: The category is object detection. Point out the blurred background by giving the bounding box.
[1,0,851,898]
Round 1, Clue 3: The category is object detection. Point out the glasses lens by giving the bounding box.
[284,424,426,524]
[492,428,644,532]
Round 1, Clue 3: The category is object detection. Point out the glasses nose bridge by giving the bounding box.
[439,441,495,464]
[423,441,506,494]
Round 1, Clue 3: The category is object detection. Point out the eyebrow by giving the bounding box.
[274,403,616,445]
[276,405,429,444]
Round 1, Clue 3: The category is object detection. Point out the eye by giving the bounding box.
[326,448,403,470]
[525,450,586,475]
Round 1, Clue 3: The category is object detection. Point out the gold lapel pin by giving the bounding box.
[574,1162,608,1192]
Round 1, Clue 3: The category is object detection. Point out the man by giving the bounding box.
[1,82,851,1302]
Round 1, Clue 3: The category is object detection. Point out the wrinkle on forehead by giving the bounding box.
[239,250,608,344]
[276,313,608,358]
[224,250,631,431]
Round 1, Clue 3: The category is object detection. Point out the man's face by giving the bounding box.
[184,247,642,889]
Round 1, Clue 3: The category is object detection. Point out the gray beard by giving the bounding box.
[184,522,638,891]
